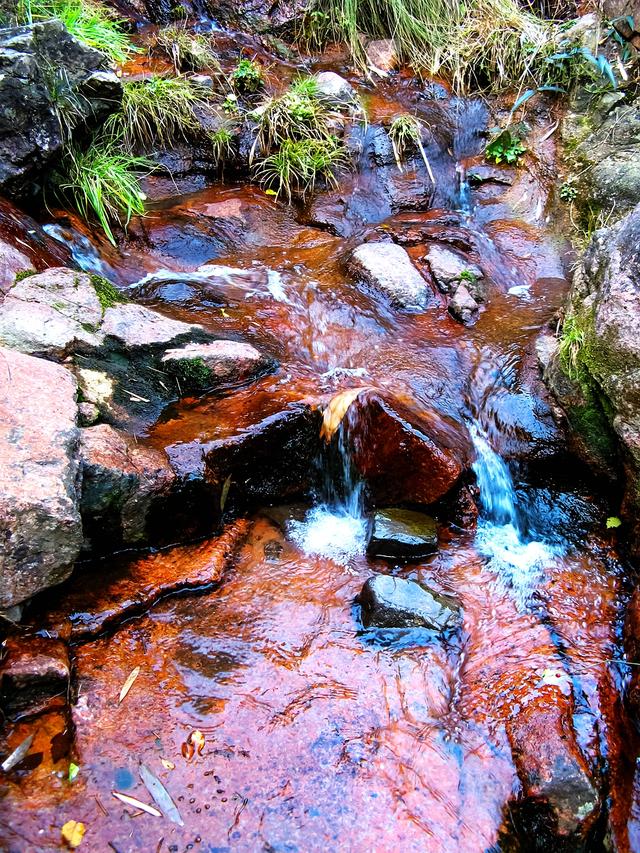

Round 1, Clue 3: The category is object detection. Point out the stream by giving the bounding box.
[2,62,639,852]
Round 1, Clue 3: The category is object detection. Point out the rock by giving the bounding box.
[0,635,69,715]
[345,390,472,505]
[101,302,202,349]
[314,71,357,106]
[0,197,72,292]
[543,204,640,547]
[466,164,513,187]
[0,267,102,356]
[0,347,82,608]
[0,21,121,197]
[359,574,461,631]
[448,283,479,324]
[79,424,176,551]
[367,508,438,560]
[425,244,483,295]
[365,39,398,74]
[348,242,433,309]
[161,340,274,391]
[78,401,100,426]
[506,683,600,838]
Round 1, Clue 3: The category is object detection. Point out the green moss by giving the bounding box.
[167,357,212,390]
[90,274,126,311]
[14,268,37,283]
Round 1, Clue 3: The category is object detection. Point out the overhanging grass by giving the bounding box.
[154,25,221,73]
[254,136,348,201]
[106,75,211,149]
[57,138,152,244]
[18,0,134,64]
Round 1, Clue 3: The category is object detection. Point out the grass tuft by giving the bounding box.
[558,313,586,379]
[388,113,434,181]
[154,25,220,73]
[106,75,211,149]
[255,137,348,202]
[18,0,135,64]
[57,138,152,245]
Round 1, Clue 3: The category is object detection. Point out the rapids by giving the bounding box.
[2,62,638,853]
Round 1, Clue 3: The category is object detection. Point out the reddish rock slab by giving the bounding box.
[0,636,70,716]
[0,347,82,609]
[0,197,71,293]
[344,390,472,506]
[37,519,250,641]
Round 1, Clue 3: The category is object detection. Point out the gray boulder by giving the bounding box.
[359,574,461,632]
[448,283,479,325]
[0,347,82,608]
[425,244,483,296]
[0,20,121,197]
[314,71,357,107]
[367,508,438,560]
[348,242,433,309]
[161,339,275,391]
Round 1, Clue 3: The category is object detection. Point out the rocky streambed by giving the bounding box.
[1,11,640,852]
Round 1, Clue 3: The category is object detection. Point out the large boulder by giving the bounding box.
[542,204,640,549]
[0,20,121,197]
[0,347,82,608]
[348,242,433,309]
[161,340,275,391]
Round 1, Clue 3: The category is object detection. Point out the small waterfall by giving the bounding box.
[288,413,368,565]
[470,423,519,529]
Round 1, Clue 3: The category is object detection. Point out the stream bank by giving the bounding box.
[1,3,640,851]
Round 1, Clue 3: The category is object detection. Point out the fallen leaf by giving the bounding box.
[320,387,368,442]
[161,758,175,770]
[139,763,184,826]
[607,516,622,529]
[61,819,85,848]
[220,475,232,512]
[118,666,141,703]
[112,791,162,817]
[1,734,34,772]
[68,762,80,782]
[182,729,205,761]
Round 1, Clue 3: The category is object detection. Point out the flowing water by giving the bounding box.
[2,62,639,853]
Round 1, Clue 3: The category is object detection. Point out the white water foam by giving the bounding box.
[288,506,368,565]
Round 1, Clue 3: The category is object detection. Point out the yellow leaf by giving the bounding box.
[161,758,175,770]
[118,666,140,703]
[61,820,85,848]
[320,387,369,442]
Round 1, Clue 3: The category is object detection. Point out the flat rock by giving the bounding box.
[348,242,432,309]
[162,339,274,390]
[368,508,438,560]
[425,245,483,295]
[359,574,461,631]
[0,267,102,356]
[79,424,176,551]
[315,71,357,106]
[101,302,202,349]
[0,347,82,608]
[448,283,479,324]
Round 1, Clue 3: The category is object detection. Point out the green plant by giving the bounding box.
[558,313,586,379]
[167,357,212,389]
[559,178,578,202]
[231,58,264,94]
[222,93,240,114]
[42,65,91,141]
[460,269,478,283]
[14,269,37,282]
[57,139,152,244]
[254,136,347,201]
[210,126,234,164]
[18,0,134,64]
[90,273,126,309]
[388,113,434,182]
[485,128,526,165]
[106,76,210,149]
[251,77,333,156]
[154,25,220,73]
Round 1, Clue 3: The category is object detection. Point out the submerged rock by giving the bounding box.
[367,508,438,560]
[162,340,275,391]
[0,347,82,608]
[0,635,70,715]
[425,244,483,295]
[348,242,433,309]
[359,574,461,631]
[0,21,121,197]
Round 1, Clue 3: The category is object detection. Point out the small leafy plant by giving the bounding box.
[460,269,478,283]
[388,114,435,182]
[485,129,526,165]
[57,139,152,244]
[559,177,578,202]
[231,58,264,94]
[210,126,234,164]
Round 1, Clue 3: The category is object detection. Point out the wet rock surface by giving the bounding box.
[0,347,82,608]
[0,197,72,290]
[360,574,461,631]
[367,508,438,559]
[0,636,69,716]
[161,339,275,391]
[0,20,121,197]
[348,242,433,309]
